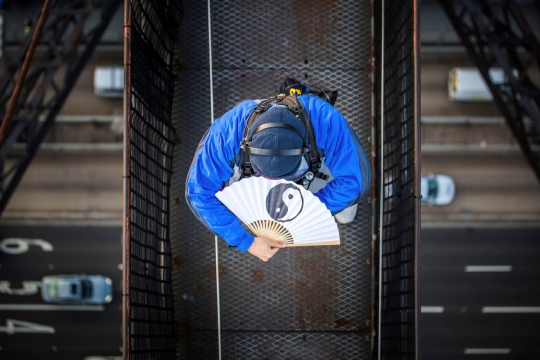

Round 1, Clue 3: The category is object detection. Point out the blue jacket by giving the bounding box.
[186,94,370,252]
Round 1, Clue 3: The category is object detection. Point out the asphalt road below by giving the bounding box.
[0,225,122,360]
[420,51,540,118]
[421,227,540,360]
[421,153,540,224]
[420,52,501,118]
[4,152,122,223]
[59,51,124,117]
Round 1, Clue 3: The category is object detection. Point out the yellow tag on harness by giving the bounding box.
[289,88,302,95]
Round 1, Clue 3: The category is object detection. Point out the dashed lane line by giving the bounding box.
[464,349,511,355]
[482,307,540,313]
[421,306,444,313]
[465,265,512,272]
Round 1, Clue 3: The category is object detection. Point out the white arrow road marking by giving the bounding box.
[0,319,55,334]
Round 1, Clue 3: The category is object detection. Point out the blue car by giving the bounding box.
[41,275,113,305]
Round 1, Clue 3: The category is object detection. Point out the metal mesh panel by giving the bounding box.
[170,1,220,357]
[170,0,373,358]
[375,0,420,358]
[124,1,184,359]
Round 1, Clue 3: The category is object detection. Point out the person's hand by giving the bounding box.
[247,236,287,262]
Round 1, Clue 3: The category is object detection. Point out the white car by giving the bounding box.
[93,66,123,98]
[421,174,455,206]
[41,275,113,304]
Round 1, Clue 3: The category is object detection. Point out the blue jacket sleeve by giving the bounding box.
[185,100,257,252]
[299,95,364,213]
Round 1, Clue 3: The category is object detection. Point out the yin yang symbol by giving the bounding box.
[265,183,304,222]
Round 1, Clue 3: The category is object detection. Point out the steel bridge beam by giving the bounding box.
[0,0,122,214]
[440,0,540,183]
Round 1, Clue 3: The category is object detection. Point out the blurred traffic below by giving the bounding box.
[93,66,124,98]
[421,173,456,206]
[41,274,113,305]
[447,67,513,102]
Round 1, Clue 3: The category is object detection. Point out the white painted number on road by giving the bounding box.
[0,281,41,296]
[0,319,55,334]
[0,238,54,255]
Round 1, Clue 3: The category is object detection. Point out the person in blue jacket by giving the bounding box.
[186,93,371,262]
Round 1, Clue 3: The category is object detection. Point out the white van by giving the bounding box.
[448,67,509,102]
[93,66,124,98]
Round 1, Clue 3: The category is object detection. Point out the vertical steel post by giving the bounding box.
[370,0,378,355]
[122,0,132,358]
[413,1,421,359]
[377,0,385,357]
[0,9,4,79]
[207,0,222,357]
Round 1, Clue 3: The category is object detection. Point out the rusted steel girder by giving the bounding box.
[0,0,122,214]
[440,0,540,184]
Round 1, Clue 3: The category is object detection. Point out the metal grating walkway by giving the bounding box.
[170,1,373,358]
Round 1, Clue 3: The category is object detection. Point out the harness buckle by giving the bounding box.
[239,138,249,149]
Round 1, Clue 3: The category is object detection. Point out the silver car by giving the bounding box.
[41,275,113,304]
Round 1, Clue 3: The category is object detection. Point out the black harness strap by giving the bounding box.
[243,122,309,156]
[241,98,279,177]
[253,122,305,139]
[281,96,321,173]
[243,147,307,156]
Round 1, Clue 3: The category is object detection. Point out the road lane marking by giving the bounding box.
[0,304,104,311]
[482,307,540,313]
[421,144,526,152]
[422,116,507,124]
[464,349,511,354]
[0,281,41,295]
[421,306,444,313]
[13,143,123,151]
[465,265,512,272]
[0,238,53,254]
[0,319,55,334]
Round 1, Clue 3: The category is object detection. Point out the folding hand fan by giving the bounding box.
[215,177,340,246]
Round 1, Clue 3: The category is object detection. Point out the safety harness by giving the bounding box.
[240,79,337,184]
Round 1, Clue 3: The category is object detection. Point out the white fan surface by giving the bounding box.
[215,177,340,246]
